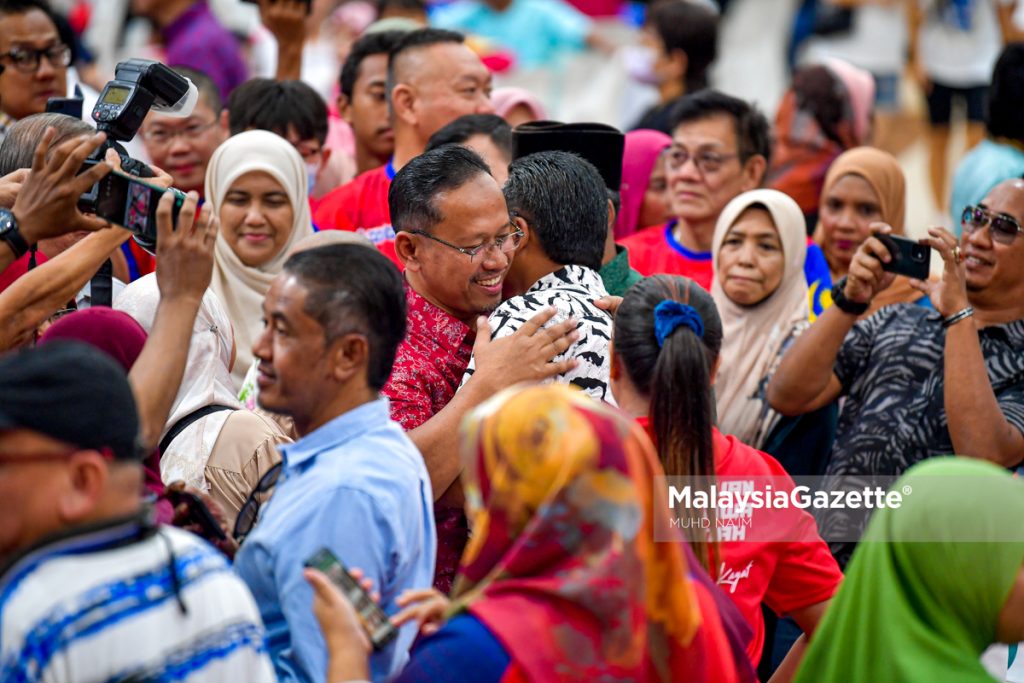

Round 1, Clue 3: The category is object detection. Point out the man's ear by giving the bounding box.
[394,231,419,271]
[391,84,417,127]
[219,109,231,136]
[330,333,370,383]
[512,214,531,253]
[337,94,353,124]
[57,452,108,524]
[742,154,768,190]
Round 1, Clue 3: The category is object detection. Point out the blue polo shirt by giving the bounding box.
[234,398,436,683]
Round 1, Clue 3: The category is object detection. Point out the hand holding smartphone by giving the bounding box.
[304,548,398,650]
[874,233,932,281]
[164,488,228,542]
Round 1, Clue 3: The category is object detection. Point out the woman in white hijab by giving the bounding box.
[711,189,811,450]
[206,130,315,388]
[115,275,290,529]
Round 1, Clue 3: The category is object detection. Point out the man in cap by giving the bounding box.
[0,341,275,681]
[511,120,643,296]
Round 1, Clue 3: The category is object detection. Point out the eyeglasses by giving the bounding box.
[141,119,219,145]
[233,462,283,542]
[409,226,523,262]
[665,147,739,175]
[0,44,71,73]
[961,205,1023,245]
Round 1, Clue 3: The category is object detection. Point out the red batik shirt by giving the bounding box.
[383,281,475,594]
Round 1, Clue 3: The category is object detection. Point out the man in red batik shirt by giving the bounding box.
[314,28,495,268]
[382,144,577,592]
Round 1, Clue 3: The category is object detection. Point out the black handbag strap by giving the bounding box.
[158,404,234,455]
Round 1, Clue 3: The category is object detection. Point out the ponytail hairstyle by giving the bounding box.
[614,275,723,574]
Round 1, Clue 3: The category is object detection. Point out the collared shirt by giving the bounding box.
[384,283,475,432]
[462,265,615,402]
[1,517,274,682]
[234,399,435,683]
[599,244,644,297]
[823,304,1024,564]
[161,1,248,99]
[383,283,474,595]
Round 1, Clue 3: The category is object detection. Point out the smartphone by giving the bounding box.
[45,85,84,119]
[304,548,399,650]
[240,0,312,13]
[164,489,228,542]
[79,165,186,240]
[876,234,931,281]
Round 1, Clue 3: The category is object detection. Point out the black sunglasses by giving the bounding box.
[961,205,1023,245]
[233,462,283,542]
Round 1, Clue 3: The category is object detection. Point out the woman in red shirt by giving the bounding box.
[610,274,842,681]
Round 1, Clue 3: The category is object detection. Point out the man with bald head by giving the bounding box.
[314,28,494,266]
[769,178,1024,566]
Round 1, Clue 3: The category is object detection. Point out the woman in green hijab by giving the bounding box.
[795,457,1024,682]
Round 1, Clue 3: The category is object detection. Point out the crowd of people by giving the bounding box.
[1,0,1024,681]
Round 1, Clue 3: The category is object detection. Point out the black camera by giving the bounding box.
[89,59,192,178]
[77,59,195,254]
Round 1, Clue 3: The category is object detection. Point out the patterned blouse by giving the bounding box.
[461,265,615,403]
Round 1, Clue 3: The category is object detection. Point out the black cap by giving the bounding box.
[0,341,141,460]
[512,121,625,190]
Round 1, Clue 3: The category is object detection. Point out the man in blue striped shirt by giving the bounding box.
[0,342,275,682]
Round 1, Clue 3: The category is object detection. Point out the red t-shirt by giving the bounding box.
[619,221,714,290]
[638,417,842,667]
[710,429,842,665]
[313,164,400,267]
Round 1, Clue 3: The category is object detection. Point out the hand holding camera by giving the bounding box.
[12,129,114,245]
[843,222,899,305]
[154,191,218,308]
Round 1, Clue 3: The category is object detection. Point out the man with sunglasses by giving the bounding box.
[386,144,580,593]
[0,343,276,681]
[769,178,1024,567]
[0,0,70,144]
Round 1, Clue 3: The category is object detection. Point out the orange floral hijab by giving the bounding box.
[450,384,703,682]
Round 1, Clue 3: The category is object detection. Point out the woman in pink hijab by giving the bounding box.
[491,87,547,128]
[615,129,673,240]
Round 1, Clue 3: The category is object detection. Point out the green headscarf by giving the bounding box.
[795,457,1024,683]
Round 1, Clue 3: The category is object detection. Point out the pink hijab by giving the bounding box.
[823,58,875,146]
[615,129,672,240]
[491,87,547,122]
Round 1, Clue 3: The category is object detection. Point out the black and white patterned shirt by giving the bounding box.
[819,304,1024,565]
[461,265,615,403]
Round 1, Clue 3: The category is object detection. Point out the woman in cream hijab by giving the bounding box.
[711,189,812,450]
[206,130,315,388]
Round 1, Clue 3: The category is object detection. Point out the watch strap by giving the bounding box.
[0,210,29,259]
[832,276,869,316]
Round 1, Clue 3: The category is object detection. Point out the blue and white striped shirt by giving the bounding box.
[0,517,275,682]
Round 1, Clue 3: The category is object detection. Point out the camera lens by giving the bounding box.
[912,246,927,262]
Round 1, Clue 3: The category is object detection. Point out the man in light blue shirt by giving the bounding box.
[234,244,436,683]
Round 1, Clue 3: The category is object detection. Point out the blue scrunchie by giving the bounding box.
[654,300,704,347]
